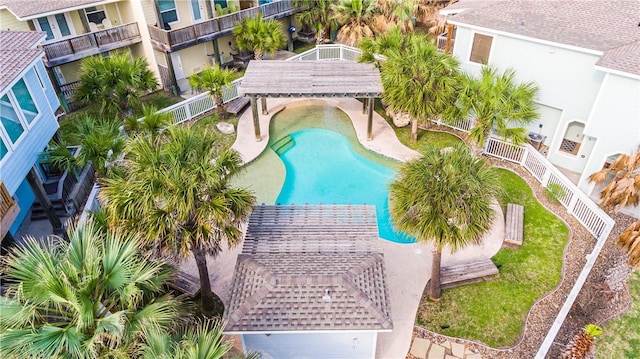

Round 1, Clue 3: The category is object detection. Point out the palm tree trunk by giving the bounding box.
[254,50,263,60]
[192,246,215,313]
[411,118,419,143]
[215,95,225,120]
[429,247,443,300]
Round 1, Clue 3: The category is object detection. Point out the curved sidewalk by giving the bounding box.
[202,98,505,358]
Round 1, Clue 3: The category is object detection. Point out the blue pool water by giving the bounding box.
[275,129,415,243]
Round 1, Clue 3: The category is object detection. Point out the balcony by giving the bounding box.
[148,0,301,52]
[436,29,456,53]
[43,22,142,67]
[0,181,20,239]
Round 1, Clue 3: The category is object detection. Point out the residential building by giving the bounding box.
[0,31,61,239]
[440,0,640,207]
[0,0,304,106]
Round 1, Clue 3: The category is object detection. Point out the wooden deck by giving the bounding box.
[504,203,524,247]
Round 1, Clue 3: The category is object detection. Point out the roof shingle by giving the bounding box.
[0,0,109,19]
[225,205,393,332]
[0,30,45,93]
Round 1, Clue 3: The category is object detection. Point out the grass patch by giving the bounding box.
[189,113,239,149]
[59,90,183,142]
[597,270,640,358]
[416,168,569,347]
[293,40,316,54]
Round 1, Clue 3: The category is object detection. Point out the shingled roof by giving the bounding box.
[0,0,112,19]
[225,205,393,333]
[0,31,45,93]
[447,0,640,75]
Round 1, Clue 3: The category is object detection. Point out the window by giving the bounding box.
[0,95,25,143]
[159,0,178,26]
[35,67,45,89]
[85,6,107,27]
[470,33,493,64]
[11,78,39,124]
[0,136,8,162]
[191,0,201,21]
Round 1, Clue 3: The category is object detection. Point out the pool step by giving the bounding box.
[271,135,294,155]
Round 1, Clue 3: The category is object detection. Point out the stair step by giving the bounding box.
[271,135,294,155]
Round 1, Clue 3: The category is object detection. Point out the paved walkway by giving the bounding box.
[181,98,505,358]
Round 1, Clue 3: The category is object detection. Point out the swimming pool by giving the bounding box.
[274,128,415,243]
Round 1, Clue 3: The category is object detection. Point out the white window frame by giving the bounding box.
[159,0,180,27]
[0,96,27,149]
[190,0,205,22]
[0,130,11,167]
[9,74,41,130]
[33,13,76,42]
[467,32,494,66]
[85,5,108,29]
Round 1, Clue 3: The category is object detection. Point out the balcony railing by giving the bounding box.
[148,0,300,51]
[43,22,141,66]
[0,181,20,238]
[436,32,455,53]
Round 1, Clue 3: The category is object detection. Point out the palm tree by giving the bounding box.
[457,66,539,148]
[233,14,286,60]
[0,222,182,358]
[141,319,233,359]
[123,104,174,138]
[44,116,125,178]
[100,126,256,313]
[331,0,377,46]
[373,0,416,34]
[588,149,640,268]
[389,143,501,300]
[295,0,339,43]
[189,65,235,120]
[74,52,158,117]
[358,25,403,66]
[380,33,462,143]
[561,324,603,359]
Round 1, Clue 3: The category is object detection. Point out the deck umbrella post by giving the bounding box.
[261,96,268,115]
[250,96,261,141]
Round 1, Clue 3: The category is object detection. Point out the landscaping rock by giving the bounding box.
[386,109,412,127]
[410,338,431,359]
[216,122,235,134]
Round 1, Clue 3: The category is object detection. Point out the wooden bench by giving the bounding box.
[169,271,200,297]
[439,258,499,289]
[504,203,524,248]
[225,97,250,115]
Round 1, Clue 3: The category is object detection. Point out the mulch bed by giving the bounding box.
[407,125,635,358]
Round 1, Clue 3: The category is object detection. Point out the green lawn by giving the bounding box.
[415,168,569,347]
[190,113,239,149]
[597,270,640,358]
[59,90,183,142]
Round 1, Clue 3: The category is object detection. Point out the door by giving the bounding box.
[35,14,75,41]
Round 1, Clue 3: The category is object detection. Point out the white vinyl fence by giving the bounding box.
[142,44,615,357]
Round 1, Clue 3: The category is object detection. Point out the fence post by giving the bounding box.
[184,103,192,122]
[566,193,580,216]
[520,146,529,166]
[340,45,344,60]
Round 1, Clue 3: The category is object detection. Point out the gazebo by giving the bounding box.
[238,60,383,141]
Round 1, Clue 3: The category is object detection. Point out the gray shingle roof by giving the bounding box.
[596,40,640,76]
[225,205,393,333]
[0,0,108,19]
[447,0,640,75]
[0,31,45,93]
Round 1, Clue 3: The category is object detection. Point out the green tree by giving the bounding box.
[458,66,539,148]
[589,149,640,268]
[74,52,158,117]
[380,34,462,143]
[0,222,182,358]
[389,143,501,300]
[331,0,377,46]
[295,0,338,43]
[44,116,125,178]
[100,126,256,313]
[141,319,233,359]
[123,105,174,138]
[358,25,403,66]
[233,14,286,60]
[189,65,235,120]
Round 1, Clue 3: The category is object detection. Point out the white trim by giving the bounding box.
[10,71,42,129]
[225,329,391,335]
[34,13,77,42]
[189,0,205,23]
[0,53,45,95]
[448,21,604,56]
[0,96,28,150]
[6,0,119,21]
[0,130,12,167]
[159,0,180,26]
[593,65,640,80]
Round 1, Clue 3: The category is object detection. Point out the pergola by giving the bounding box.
[238,60,383,141]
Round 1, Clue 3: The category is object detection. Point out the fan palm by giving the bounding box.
[373,0,416,34]
[588,149,640,268]
[233,14,286,60]
[0,222,182,358]
[123,105,174,138]
[358,25,403,66]
[100,126,256,313]
[189,65,235,120]
[380,33,462,143]
[389,143,501,299]
[458,66,539,148]
[331,0,377,46]
[74,52,158,117]
[141,319,233,359]
[295,0,338,43]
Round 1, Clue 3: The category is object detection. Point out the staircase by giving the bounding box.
[30,198,70,221]
[271,135,295,155]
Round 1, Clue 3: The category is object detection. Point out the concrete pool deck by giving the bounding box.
[182,98,505,358]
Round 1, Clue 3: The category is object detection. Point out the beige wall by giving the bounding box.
[138,0,158,25]
[105,3,121,26]
[0,9,29,31]
[68,10,84,34]
[59,61,81,83]
[176,43,211,78]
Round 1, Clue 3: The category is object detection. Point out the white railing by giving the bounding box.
[145,45,616,357]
